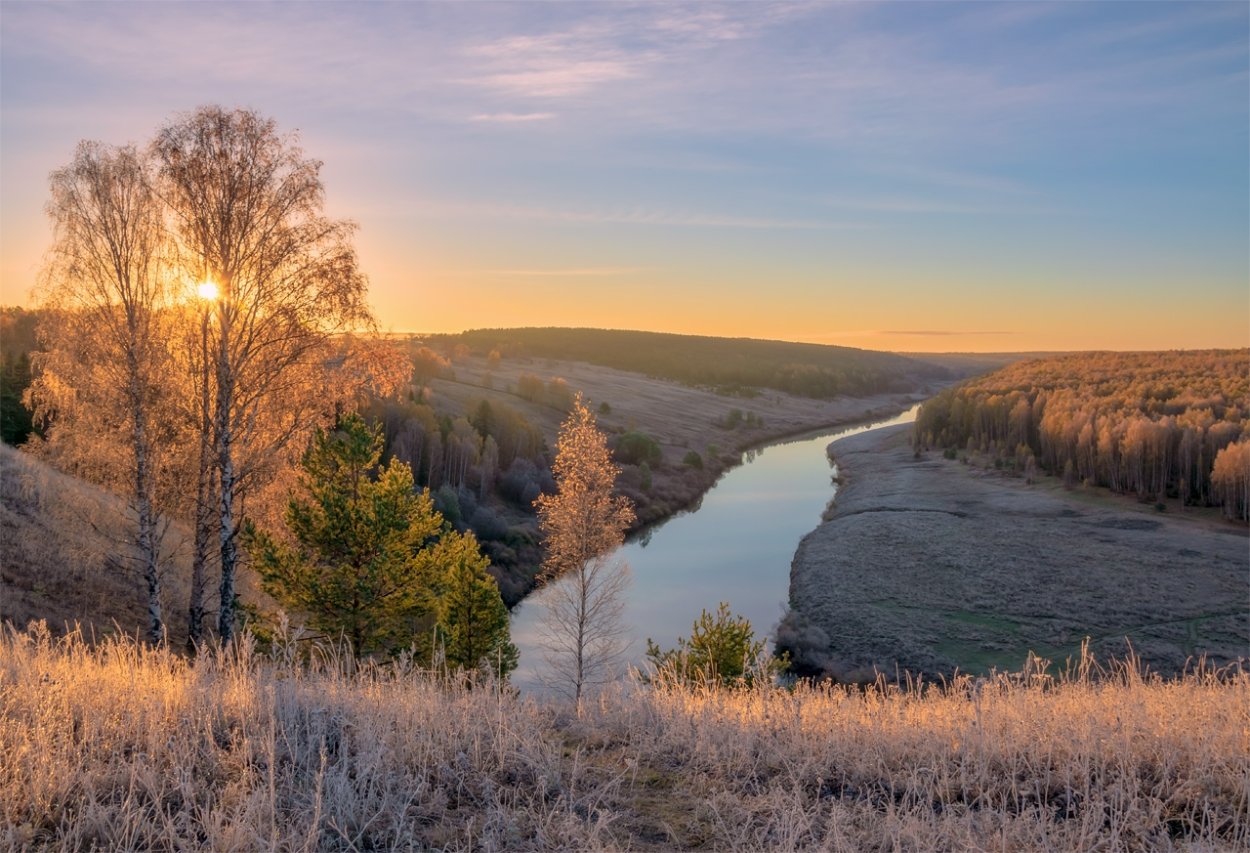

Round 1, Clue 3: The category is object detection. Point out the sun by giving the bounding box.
[196,280,219,301]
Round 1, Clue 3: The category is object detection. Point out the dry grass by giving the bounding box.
[2,624,1246,851]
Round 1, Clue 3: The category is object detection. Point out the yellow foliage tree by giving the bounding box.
[534,394,635,709]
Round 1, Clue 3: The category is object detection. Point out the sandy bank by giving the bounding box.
[786,424,1249,678]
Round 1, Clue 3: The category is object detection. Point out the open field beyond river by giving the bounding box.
[788,425,1250,679]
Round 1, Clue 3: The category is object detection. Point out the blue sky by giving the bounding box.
[2,1,1246,350]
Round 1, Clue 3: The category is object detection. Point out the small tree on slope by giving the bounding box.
[646,602,785,687]
[535,394,635,709]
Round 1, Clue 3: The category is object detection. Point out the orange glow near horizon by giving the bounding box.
[354,258,1250,355]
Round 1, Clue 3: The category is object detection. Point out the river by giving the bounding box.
[508,404,921,693]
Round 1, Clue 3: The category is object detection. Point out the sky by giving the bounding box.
[1,1,1247,353]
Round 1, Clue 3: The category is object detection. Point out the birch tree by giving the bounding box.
[534,394,635,709]
[154,106,374,644]
[1211,439,1250,522]
[28,141,173,644]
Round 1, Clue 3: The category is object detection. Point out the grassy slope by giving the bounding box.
[1,626,1245,851]
[429,351,940,521]
[0,444,265,648]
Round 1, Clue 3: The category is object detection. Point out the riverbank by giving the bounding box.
[784,424,1249,680]
[430,353,949,604]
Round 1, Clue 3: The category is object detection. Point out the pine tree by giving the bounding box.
[432,532,518,677]
[246,415,443,656]
[645,602,782,687]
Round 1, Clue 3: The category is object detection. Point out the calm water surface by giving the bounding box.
[509,405,920,692]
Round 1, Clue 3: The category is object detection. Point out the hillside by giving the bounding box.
[895,350,1057,376]
[0,444,264,647]
[1,354,942,637]
[429,327,948,399]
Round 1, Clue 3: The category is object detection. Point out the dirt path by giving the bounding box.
[787,424,1249,678]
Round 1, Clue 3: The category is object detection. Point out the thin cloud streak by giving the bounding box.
[470,112,556,123]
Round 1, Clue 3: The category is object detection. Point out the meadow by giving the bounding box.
[2,623,1245,851]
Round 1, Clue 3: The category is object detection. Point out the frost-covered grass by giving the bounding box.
[2,623,1246,851]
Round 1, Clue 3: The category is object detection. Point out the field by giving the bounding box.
[786,425,1250,680]
[2,625,1246,851]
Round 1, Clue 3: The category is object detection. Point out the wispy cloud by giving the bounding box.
[463,25,644,99]
[470,112,555,123]
[816,196,985,215]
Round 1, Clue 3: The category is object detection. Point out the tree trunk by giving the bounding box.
[216,302,239,646]
[133,421,163,646]
[129,350,163,646]
[187,315,213,653]
[187,464,213,651]
[217,419,238,645]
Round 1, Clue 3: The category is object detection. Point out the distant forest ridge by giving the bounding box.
[914,349,1250,520]
[428,327,948,399]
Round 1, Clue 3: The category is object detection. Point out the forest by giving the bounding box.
[913,350,1250,521]
[430,327,948,399]
[365,387,553,606]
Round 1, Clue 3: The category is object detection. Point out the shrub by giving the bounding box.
[499,458,541,506]
[545,377,574,411]
[614,430,662,467]
[645,602,784,687]
[682,450,703,469]
[516,372,543,401]
[469,506,509,541]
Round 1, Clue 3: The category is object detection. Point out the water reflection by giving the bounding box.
[509,405,920,693]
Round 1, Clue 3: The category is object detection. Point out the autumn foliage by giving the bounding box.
[914,350,1250,520]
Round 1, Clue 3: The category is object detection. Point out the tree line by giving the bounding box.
[913,350,1250,520]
